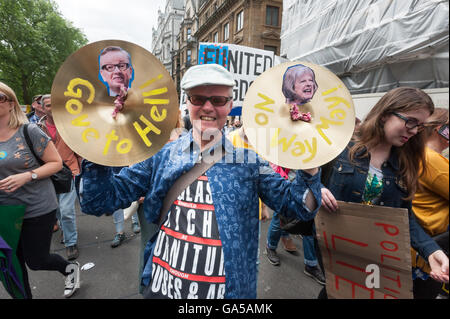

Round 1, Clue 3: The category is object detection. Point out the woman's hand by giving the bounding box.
[0,172,32,193]
[0,140,62,193]
[321,187,338,212]
[428,250,449,283]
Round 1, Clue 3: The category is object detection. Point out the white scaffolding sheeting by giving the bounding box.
[281,0,449,93]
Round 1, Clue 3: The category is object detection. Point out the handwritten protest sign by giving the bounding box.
[198,43,275,116]
[315,201,413,299]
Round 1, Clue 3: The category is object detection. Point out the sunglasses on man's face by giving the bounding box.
[187,95,232,107]
[0,93,11,103]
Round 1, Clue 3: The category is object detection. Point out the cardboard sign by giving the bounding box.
[315,201,413,299]
[198,43,275,116]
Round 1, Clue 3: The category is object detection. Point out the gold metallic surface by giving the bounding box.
[242,61,355,169]
[51,40,178,166]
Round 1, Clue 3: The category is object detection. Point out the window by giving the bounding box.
[264,45,277,54]
[266,6,279,26]
[187,49,192,63]
[213,31,219,42]
[187,28,192,41]
[236,10,244,31]
[223,22,229,40]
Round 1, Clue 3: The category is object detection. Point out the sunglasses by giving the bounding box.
[0,93,11,103]
[392,112,425,132]
[187,95,232,107]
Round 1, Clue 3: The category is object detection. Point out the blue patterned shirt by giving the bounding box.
[78,131,322,298]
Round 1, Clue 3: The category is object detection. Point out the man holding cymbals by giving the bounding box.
[78,63,322,299]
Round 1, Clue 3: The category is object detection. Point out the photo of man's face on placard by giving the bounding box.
[98,46,135,96]
[282,64,318,105]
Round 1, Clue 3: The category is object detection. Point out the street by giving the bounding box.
[0,201,322,299]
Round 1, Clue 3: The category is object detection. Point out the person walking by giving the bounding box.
[27,95,44,124]
[39,94,81,260]
[111,207,141,248]
[265,163,325,285]
[0,82,80,298]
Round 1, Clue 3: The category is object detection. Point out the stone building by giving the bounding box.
[174,0,201,93]
[151,0,185,75]
[174,0,283,93]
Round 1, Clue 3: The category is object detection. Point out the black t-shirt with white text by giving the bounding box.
[145,174,226,299]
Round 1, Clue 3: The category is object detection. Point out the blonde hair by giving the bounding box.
[350,87,434,200]
[0,81,28,128]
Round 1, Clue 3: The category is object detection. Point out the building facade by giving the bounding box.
[151,0,185,75]
[196,0,282,54]
[174,0,201,94]
[173,0,283,93]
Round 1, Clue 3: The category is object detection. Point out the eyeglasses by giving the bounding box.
[0,93,11,103]
[187,95,232,107]
[101,63,130,72]
[392,112,425,132]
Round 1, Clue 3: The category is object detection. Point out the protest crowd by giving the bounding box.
[0,60,448,300]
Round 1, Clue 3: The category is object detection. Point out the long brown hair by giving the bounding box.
[349,87,434,199]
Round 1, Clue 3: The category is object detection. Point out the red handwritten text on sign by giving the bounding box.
[316,202,413,299]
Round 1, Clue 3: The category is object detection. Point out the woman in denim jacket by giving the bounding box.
[320,87,449,297]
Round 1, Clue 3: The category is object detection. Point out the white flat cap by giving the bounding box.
[181,64,235,90]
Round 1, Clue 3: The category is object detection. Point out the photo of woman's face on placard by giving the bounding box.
[282,64,318,105]
[98,46,135,96]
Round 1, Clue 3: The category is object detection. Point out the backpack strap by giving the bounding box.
[22,124,44,165]
[158,147,225,226]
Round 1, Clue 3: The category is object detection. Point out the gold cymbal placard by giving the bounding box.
[51,40,178,166]
[242,62,355,169]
